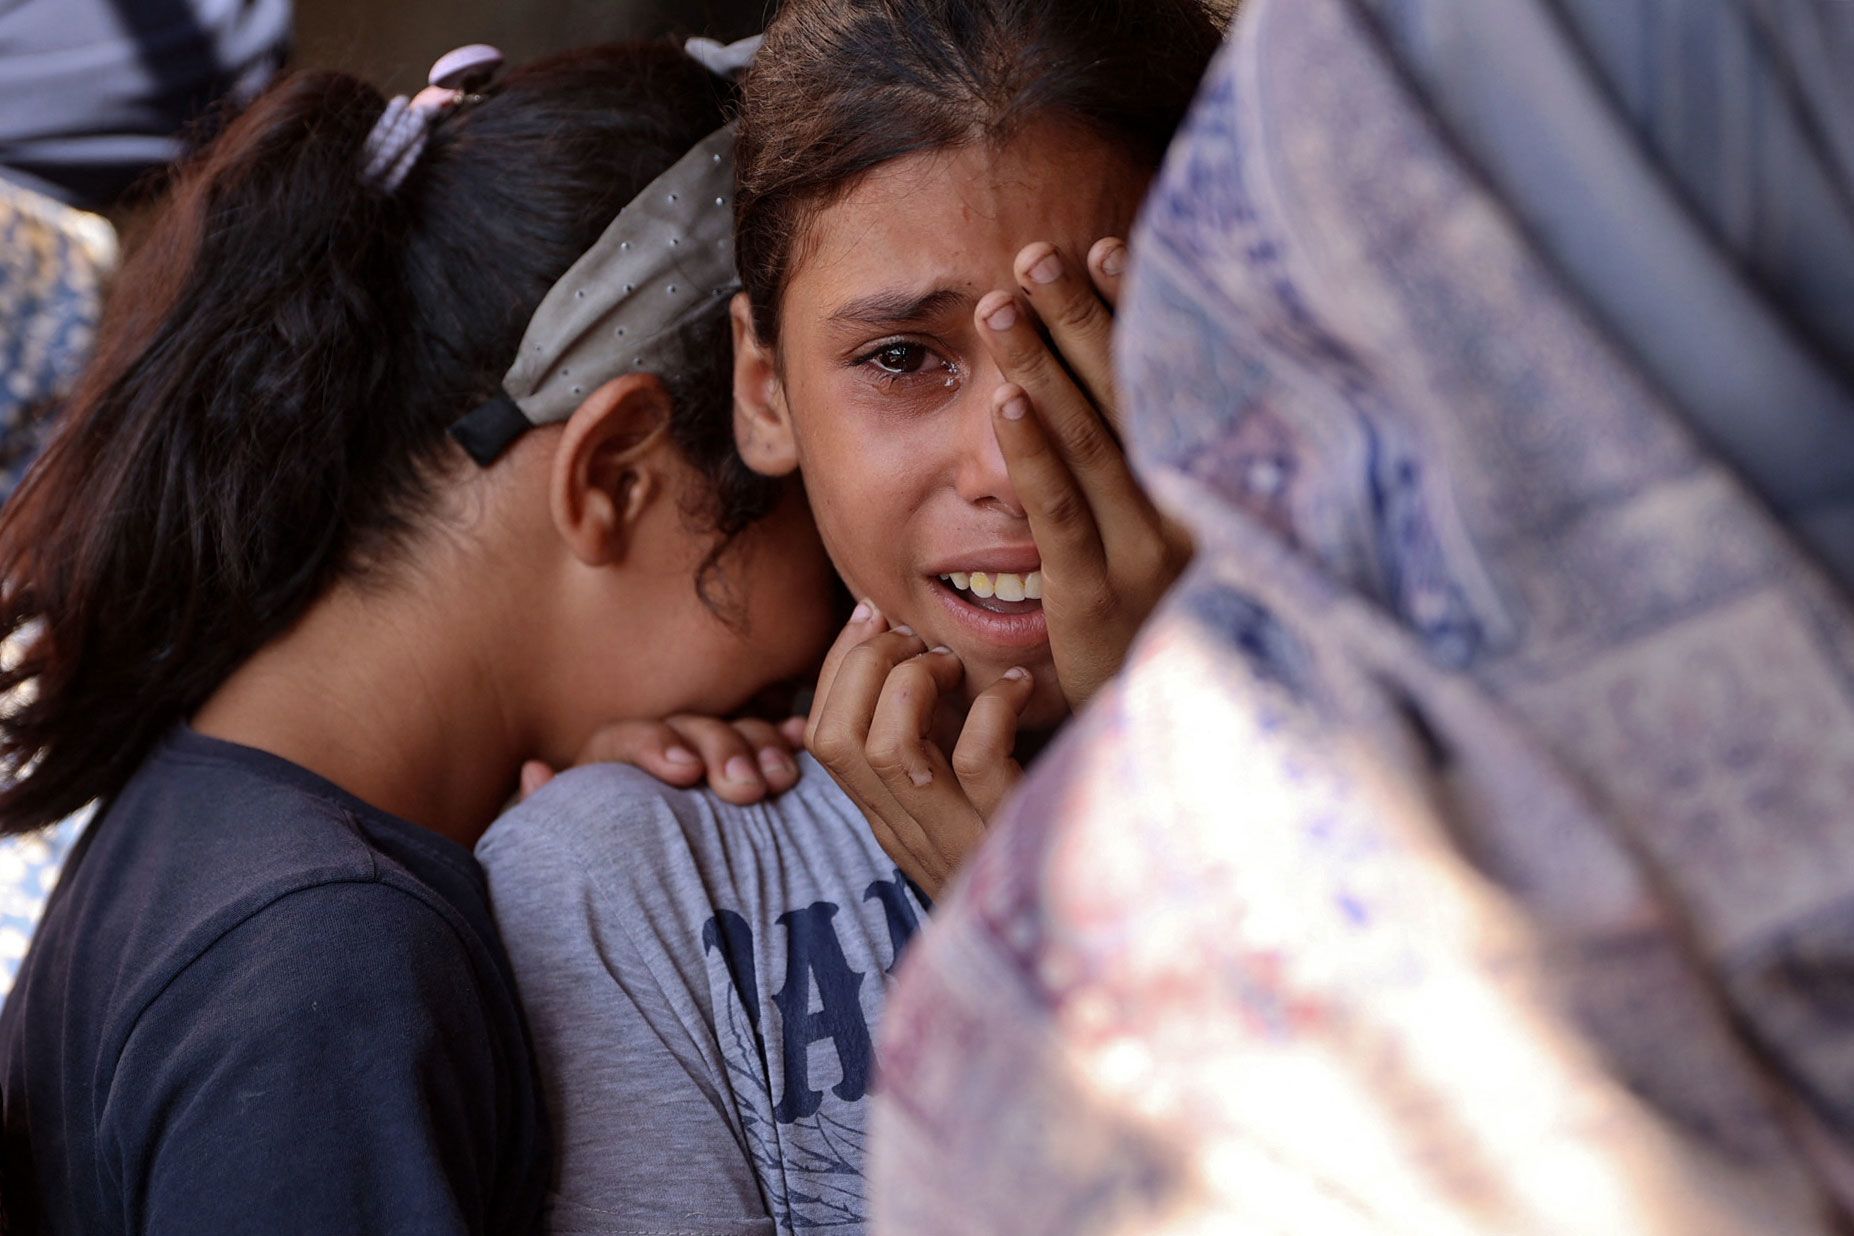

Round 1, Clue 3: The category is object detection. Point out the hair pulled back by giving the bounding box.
[734,0,1227,346]
[0,44,765,834]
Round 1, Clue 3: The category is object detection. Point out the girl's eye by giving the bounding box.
[871,343,928,375]
[851,339,958,396]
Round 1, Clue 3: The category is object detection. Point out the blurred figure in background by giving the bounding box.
[0,0,290,210]
[0,0,292,1002]
[0,0,291,481]
[875,0,1854,1232]
[295,0,762,96]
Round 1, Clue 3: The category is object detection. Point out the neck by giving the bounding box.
[193,574,530,849]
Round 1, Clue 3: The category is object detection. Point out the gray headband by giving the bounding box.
[449,40,756,466]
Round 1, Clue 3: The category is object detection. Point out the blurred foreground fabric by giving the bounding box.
[874,0,1854,1231]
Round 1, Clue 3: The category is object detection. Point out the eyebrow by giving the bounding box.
[826,286,972,329]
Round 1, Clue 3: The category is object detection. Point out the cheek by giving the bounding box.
[789,395,934,601]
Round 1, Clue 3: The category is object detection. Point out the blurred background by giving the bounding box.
[0,0,765,220]
[297,0,766,94]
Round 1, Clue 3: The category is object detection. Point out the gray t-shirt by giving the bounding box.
[476,755,929,1235]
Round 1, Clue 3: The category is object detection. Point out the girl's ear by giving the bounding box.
[549,373,675,566]
[731,292,799,477]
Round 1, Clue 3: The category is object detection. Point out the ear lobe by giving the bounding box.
[731,292,800,478]
[549,374,672,567]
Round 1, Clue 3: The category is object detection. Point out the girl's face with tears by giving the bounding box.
[732,118,1151,733]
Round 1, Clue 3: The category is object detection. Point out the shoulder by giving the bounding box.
[479,761,698,847]
[108,733,390,897]
[148,880,488,1036]
[477,755,869,887]
[103,881,543,1232]
[106,878,510,1116]
[475,762,711,888]
[475,756,894,970]
[218,877,475,966]
[67,746,495,1045]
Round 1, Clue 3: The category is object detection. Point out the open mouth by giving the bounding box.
[936,569,1044,615]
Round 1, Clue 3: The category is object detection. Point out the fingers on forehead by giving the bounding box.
[1088,237,1129,281]
[1017,244,1108,331]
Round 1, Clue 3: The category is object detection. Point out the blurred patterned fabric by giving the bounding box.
[0,177,115,1004]
[874,0,1854,1231]
[0,809,91,1002]
[0,177,116,501]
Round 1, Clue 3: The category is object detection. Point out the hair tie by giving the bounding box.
[684,34,763,80]
[360,44,504,194]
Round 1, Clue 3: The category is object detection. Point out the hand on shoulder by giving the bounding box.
[520,713,809,806]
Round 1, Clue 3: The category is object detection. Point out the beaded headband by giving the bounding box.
[447,35,762,466]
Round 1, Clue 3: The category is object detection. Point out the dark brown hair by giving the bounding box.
[734,0,1226,345]
[0,44,769,834]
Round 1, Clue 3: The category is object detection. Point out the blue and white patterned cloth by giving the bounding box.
[875,0,1854,1231]
[0,176,115,1003]
[0,175,115,500]
[0,809,90,1001]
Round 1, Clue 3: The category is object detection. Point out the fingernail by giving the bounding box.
[893,625,915,637]
[759,748,795,779]
[908,767,934,788]
[850,601,873,623]
[1102,243,1128,277]
[1005,666,1031,681]
[664,745,700,766]
[1028,251,1062,285]
[930,645,953,655]
[998,394,1029,422]
[724,755,759,783]
[985,301,1018,332]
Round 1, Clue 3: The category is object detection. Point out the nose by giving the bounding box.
[950,385,1025,517]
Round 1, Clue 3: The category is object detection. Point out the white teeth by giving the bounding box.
[942,569,1045,602]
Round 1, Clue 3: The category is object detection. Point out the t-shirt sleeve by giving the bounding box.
[479,766,774,1236]
[102,880,523,1235]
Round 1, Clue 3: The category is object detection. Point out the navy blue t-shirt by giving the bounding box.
[0,729,547,1233]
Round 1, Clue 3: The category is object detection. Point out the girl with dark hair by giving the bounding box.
[0,40,838,1231]
[475,2,1224,1231]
